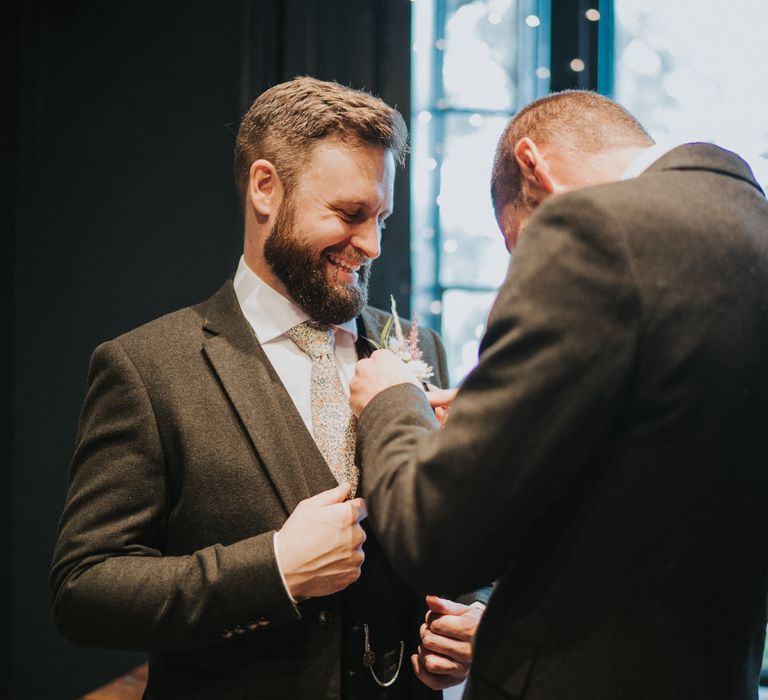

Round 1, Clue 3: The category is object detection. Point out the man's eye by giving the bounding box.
[338,209,358,221]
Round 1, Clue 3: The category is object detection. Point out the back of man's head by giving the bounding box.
[234,76,408,204]
[491,90,653,211]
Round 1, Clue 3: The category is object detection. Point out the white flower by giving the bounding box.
[379,295,434,383]
[402,360,433,383]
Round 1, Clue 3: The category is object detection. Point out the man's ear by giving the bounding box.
[247,159,283,217]
[513,137,560,200]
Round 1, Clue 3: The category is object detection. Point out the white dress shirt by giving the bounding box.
[233,256,359,603]
[233,256,359,435]
[621,142,683,180]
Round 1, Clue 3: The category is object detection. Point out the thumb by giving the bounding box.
[305,483,351,507]
[426,388,458,408]
[425,594,467,616]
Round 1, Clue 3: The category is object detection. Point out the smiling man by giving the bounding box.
[51,77,484,699]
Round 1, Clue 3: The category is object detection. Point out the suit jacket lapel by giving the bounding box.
[200,282,336,515]
[356,308,383,359]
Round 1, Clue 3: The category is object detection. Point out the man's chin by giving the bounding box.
[311,287,366,325]
[324,272,367,302]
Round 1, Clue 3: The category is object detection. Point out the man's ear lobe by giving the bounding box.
[248,159,282,216]
[513,137,557,197]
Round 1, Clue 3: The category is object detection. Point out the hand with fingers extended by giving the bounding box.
[277,483,368,600]
[412,595,484,690]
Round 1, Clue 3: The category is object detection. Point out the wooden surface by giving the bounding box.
[81,664,148,700]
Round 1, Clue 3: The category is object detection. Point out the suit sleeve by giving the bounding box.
[357,194,641,596]
[50,340,300,652]
[425,326,494,605]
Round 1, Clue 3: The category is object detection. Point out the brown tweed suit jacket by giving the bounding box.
[357,144,768,700]
[51,281,449,699]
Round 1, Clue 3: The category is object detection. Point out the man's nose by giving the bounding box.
[351,219,382,260]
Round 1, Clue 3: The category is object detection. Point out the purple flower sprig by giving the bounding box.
[378,296,434,383]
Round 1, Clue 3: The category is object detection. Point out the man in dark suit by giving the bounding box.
[51,77,485,699]
[349,90,768,699]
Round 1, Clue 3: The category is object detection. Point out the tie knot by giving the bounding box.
[286,321,335,359]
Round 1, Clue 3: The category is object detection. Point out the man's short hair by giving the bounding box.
[491,90,654,210]
[234,76,408,203]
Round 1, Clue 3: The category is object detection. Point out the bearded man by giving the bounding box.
[50,77,486,700]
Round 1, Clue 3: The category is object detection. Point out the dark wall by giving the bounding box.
[6,1,410,697]
[3,2,20,696]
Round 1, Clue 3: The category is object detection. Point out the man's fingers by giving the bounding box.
[305,483,351,507]
[426,388,458,408]
[419,649,466,677]
[347,497,368,524]
[421,622,473,664]
[411,654,440,691]
[351,357,371,381]
[429,610,482,642]
[411,654,462,691]
[426,594,466,616]
[372,348,395,362]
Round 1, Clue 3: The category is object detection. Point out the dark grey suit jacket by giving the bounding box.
[50,281,448,699]
[357,144,768,699]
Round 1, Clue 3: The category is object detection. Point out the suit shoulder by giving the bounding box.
[91,293,221,372]
[110,304,205,349]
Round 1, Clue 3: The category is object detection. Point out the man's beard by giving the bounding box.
[263,198,371,325]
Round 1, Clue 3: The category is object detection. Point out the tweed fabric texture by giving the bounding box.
[356,144,768,700]
[50,285,449,699]
[286,321,358,495]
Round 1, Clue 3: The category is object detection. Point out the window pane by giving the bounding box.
[439,113,510,288]
[411,0,548,381]
[614,0,768,190]
[410,106,438,304]
[443,0,521,111]
[441,289,498,383]
[763,627,767,685]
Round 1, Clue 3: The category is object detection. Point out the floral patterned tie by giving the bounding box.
[285,321,359,496]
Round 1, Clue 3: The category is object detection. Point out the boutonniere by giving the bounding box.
[368,296,434,383]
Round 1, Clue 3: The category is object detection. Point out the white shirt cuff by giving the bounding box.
[273,530,298,604]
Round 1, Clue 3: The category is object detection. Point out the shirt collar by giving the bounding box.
[621,142,683,180]
[233,256,358,343]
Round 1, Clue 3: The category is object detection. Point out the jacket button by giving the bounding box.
[257,616,271,627]
[318,609,334,626]
[221,628,234,639]
[233,625,246,635]
[246,620,260,631]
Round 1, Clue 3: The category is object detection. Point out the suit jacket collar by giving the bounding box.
[646,142,764,195]
[199,283,394,514]
[355,306,389,359]
[200,281,337,514]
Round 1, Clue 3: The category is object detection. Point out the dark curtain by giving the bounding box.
[3,1,410,697]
